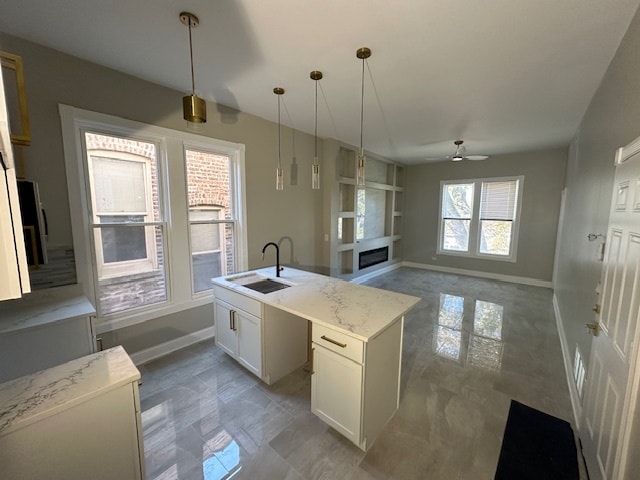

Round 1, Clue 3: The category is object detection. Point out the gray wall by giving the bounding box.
[0,32,324,354]
[553,4,640,474]
[403,148,567,283]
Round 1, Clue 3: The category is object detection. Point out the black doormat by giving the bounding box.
[494,400,579,480]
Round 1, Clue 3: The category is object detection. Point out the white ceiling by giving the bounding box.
[1,0,639,164]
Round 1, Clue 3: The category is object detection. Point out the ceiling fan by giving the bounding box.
[449,140,489,162]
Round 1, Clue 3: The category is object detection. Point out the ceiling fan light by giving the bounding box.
[452,154,464,162]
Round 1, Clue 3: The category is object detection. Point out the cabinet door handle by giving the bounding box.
[229,310,234,330]
[232,311,237,331]
[321,335,347,348]
[310,347,315,374]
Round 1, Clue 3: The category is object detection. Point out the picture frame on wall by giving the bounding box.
[0,50,30,147]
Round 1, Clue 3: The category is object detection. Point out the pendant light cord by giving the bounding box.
[188,19,195,94]
[277,94,282,168]
[359,55,365,155]
[314,79,318,160]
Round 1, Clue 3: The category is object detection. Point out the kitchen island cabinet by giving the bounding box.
[214,294,262,377]
[212,267,419,450]
[213,282,308,385]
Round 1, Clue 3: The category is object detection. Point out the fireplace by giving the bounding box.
[359,246,388,270]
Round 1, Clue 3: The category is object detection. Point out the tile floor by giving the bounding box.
[138,267,586,479]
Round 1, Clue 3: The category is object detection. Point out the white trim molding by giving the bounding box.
[402,261,553,288]
[128,326,215,366]
[553,293,583,428]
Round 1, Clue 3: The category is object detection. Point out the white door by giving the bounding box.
[311,344,362,445]
[581,140,640,479]
[236,309,262,377]
[214,300,237,357]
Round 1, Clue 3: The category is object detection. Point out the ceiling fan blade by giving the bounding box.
[466,155,489,161]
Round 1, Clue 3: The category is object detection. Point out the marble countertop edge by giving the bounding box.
[0,346,139,437]
[212,267,420,341]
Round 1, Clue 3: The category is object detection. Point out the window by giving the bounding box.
[85,136,167,315]
[61,106,247,325]
[438,177,523,261]
[185,148,237,294]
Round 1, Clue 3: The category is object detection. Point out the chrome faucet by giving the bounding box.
[261,242,283,277]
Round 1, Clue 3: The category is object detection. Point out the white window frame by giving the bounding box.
[60,105,248,331]
[437,176,524,262]
[183,141,244,297]
[87,150,158,278]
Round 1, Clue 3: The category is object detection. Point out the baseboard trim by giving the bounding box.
[350,263,402,284]
[401,261,553,288]
[553,293,583,429]
[128,326,215,366]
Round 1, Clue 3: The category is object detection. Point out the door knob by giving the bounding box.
[585,322,600,336]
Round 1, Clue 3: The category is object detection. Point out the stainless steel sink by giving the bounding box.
[243,278,291,294]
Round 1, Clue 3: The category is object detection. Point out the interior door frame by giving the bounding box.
[601,135,640,478]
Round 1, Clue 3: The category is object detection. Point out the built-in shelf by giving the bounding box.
[393,215,403,237]
[332,148,405,278]
[395,166,404,188]
[392,239,402,260]
[338,250,354,275]
[340,184,355,212]
[338,217,355,244]
[338,148,356,179]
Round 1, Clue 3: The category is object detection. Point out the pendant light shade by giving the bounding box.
[183,94,206,124]
[180,12,206,125]
[274,87,285,191]
[310,70,323,190]
[356,47,371,186]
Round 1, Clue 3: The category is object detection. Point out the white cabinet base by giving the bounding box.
[311,343,363,444]
[0,347,145,480]
[214,287,308,386]
[0,384,143,479]
[311,317,403,451]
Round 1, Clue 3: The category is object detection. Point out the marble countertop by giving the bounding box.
[212,267,421,342]
[0,284,95,334]
[0,346,139,437]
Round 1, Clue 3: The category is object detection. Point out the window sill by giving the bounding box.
[99,269,161,286]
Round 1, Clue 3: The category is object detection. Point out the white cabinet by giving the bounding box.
[0,284,96,383]
[215,298,262,377]
[0,346,145,480]
[213,285,308,385]
[0,61,29,300]
[311,318,404,451]
[312,339,363,444]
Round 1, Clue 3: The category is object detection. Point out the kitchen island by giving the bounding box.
[212,267,420,450]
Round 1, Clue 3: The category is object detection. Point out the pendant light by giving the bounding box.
[274,87,285,191]
[180,12,206,126]
[310,70,323,190]
[356,47,371,186]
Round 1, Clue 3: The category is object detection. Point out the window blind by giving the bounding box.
[480,180,518,220]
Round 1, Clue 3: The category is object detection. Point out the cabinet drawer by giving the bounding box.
[213,286,261,317]
[312,323,363,364]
